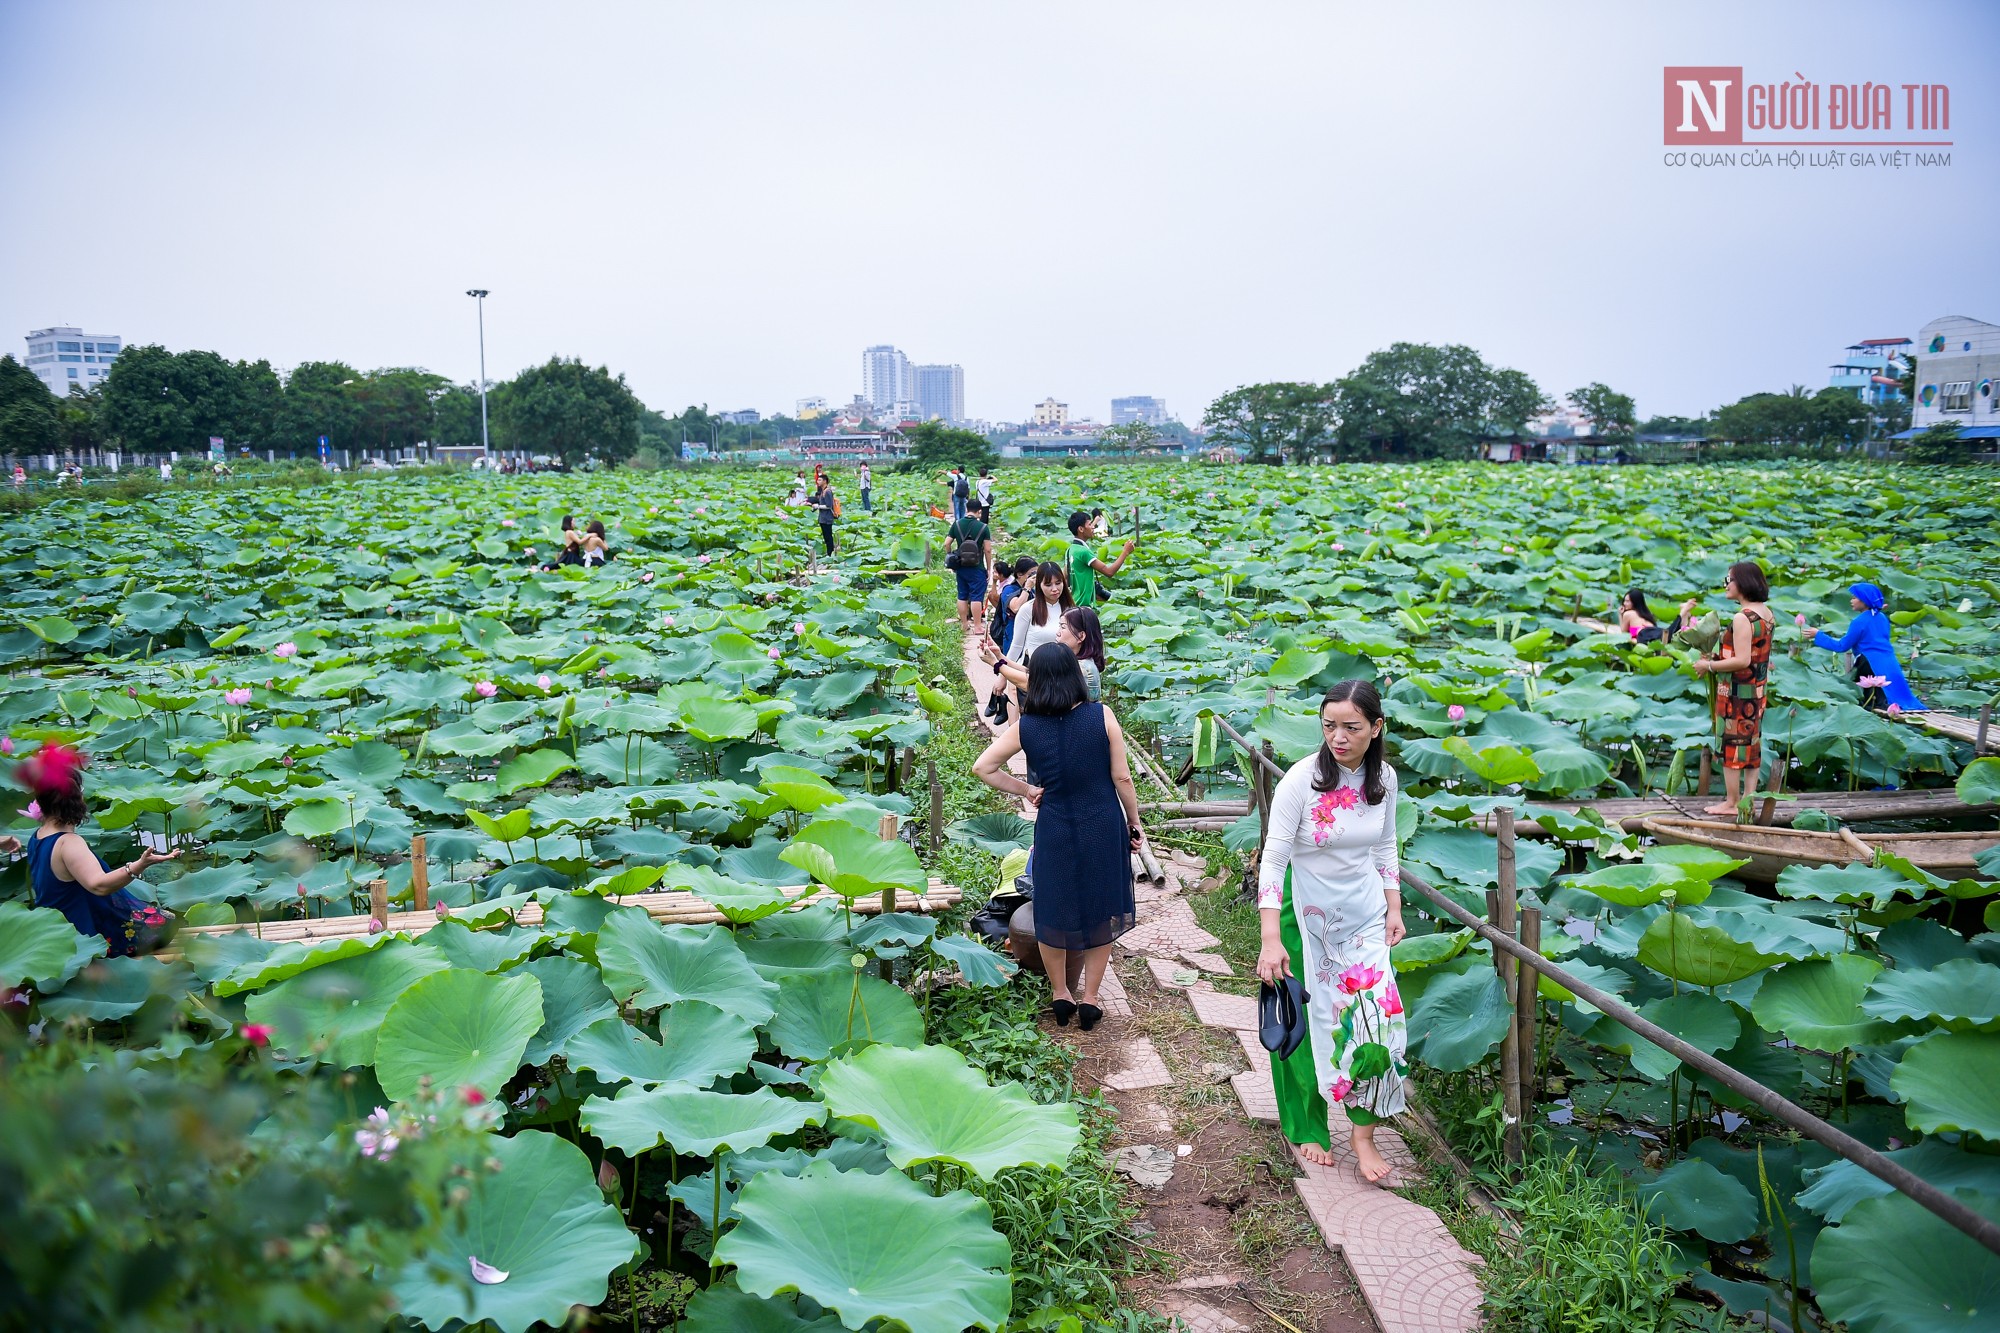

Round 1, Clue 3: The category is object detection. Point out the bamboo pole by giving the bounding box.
[1979,703,1993,754]
[1493,809,1523,1166]
[1399,863,2000,1259]
[877,813,899,981]
[409,835,429,913]
[1516,907,1541,1123]
[926,757,943,857]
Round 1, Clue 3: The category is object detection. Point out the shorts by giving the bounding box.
[955,566,989,604]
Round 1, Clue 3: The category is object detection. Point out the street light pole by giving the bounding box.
[465,289,491,464]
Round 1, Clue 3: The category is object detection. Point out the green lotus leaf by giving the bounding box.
[563,1003,757,1087]
[243,939,452,1067]
[392,1129,640,1333]
[846,912,936,955]
[1635,911,1779,987]
[810,670,876,712]
[766,969,925,1062]
[40,955,188,1022]
[1585,991,1740,1082]
[1799,1139,2000,1223]
[780,817,924,899]
[759,764,843,813]
[1861,958,2000,1032]
[1561,863,1709,908]
[373,967,544,1103]
[514,955,619,1065]
[1752,955,1905,1053]
[1811,1188,2000,1333]
[317,739,404,786]
[659,865,798,925]
[1441,736,1541,787]
[212,931,398,997]
[1637,1158,1759,1242]
[1404,827,1562,892]
[681,1284,847,1333]
[1641,843,1749,883]
[1956,756,2000,808]
[1406,967,1510,1072]
[680,697,759,743]
[579,1083,826,1157]
[421,920,539,973]
[818,1043,1081,1179]
[1775,862,1912,912]
[0,902,98,990]
[944,812,1037,858]
[716,1160,1013,1333]
[1535,958,1633,1014]
[1263,647,1329,688]
[282,798,355,839]
[427,720,516,757]
[927,934,1019,987]
[22,615,78,644]
[466,807,532,844]
[493,748,576,797]
[1876,849,1996,902]
[596,914,778,1023]
[1891,1031,2000,1139]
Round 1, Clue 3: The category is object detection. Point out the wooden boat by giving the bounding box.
[1640,816,1999,883]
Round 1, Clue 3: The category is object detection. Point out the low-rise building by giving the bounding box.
[1111,395,1169,426]
[1900,315,2000,443]
[1032,397,1069,427]
[23,326,122,394]
[1827,337,1910,409]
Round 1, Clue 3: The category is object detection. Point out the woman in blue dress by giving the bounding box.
[972,643,1140,1031]
[10,744,179,954]
[1802,582,1925,713]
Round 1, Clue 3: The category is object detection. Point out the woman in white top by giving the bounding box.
[1006,562,1074,666]
[1255,679,1408,1181]
[982,605,1102,701]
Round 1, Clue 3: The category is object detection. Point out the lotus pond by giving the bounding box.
[2,460,1998,1332]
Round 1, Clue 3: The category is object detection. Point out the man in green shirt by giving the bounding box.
[1067,509,1134,606]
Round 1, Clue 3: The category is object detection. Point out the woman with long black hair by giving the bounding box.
[981,603,1106,701]
[1254,680,1408,1182]
[972,643,1139,1032]
[11,744,179,955]
[1005,561,1075,667]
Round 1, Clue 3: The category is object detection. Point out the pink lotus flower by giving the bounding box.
[641,571,654,583]
[1858,675,1888,689]
[280,755,294,767]
[698,554,712,564]
[767,647,781,660]
[1794,613,1808,628]
[436,901,451,918]
[597,667,609,678]
[475,680,498,698]
[648,506,658,514]
[0,737,11,756]
[1447,704,1466,722]
[296,882,307,897]
[694,507,707,515]
[462,1087,486,1106]
[1329,785,1361,811]
[1338,962,1383,995]
[273,642,297,659]
[794,621,806,635]
[1887,703,1903,716]
[662,615,676,628]
[524,546,535,558]
[240,1023,272,1047]
[25,800,40,820]
[1381,985,1404,1017]
[1328,1074,1354,1103]
[224,688,252,707]
[536,674,552,691]
[127,687,138,698]
[500,518,515,528]
[1502,544,1515,554]
[366,918,385,935]
[1331,542,1345,552]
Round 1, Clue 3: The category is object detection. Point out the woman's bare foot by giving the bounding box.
[1295,1141,1336,1167]
[1352,1129,1393,1184]
[1702,802,1739,817]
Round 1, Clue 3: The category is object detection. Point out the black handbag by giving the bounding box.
[1258,975,1310,1060]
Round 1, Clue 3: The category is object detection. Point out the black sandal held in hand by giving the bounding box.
[1051,999,1076,1026]
[1077,1003,1104,1032]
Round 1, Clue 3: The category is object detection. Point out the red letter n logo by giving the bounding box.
[1663,66,1742,144]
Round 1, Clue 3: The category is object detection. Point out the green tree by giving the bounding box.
[430,383,489,450]
[1201,382,1335,463]
[1637,414,1707,438]
[57,383,105,455]
[1902,421,1968,464]
[1488,367,1552,436]
[1567,382,1637,444]
[494,356,642,463]
[100,346,268,454]
[904,420,997,473]
[0,354,59,455]
[351,368,449,452]
[1332,343,1495,460]
[1096,421,1168,455]
[274,361,365,454]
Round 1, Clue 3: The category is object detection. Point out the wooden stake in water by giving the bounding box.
[368,879,389,931]
[877,813,900,981]
[1493,809,1523,1167]
[1517,906,1541,1122]
[927,757,943,857]
[410,834,429,913]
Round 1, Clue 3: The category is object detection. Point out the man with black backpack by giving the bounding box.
[945,499,992,636]
[947,467,970,521]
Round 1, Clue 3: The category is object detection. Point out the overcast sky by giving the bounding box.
[4,2,1994,423]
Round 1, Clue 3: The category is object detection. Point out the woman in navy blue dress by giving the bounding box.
[973,643,1140,1030]
[11,744,179,955]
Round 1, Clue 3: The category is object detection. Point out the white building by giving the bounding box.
[911,363,965,424]
[1032,397,1069,427]
[1111,395,1169,426]
[862,345,910,411]
[1907,315,2000,434]
[24,326,123,395]
[795,396,829,419]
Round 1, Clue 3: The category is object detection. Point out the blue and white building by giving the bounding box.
[1826,336,1909,410]
[1896,315,2000,445]
[23,326,122,394]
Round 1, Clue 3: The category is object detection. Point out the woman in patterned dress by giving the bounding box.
[1254,680,1408,1182]
[1679,561,1775,818]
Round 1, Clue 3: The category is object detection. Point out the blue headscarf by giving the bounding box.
[1851,582,1886,612]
